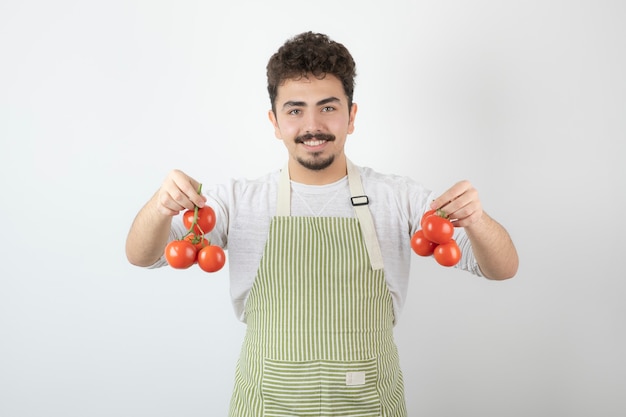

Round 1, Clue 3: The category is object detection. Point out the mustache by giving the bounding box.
[295,133,335,143]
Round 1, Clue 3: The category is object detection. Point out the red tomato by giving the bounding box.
[422,214,454,244]
[420,209,436,229]
[183,206,216,235]
[164,240,197,269]
[197,245,226,273]
[411,230,438,256]
[433,240,461,267]
[196,206,216,233]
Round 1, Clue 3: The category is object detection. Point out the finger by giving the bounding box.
[157,203,182,217]
[449,191,483,226]
[168,170,206,209]
[176,178,206,208]
[450,206,482,227]
[156,187,188,214]
[430,181,467,211]
[166,187,199,212]
[431,181,476,218]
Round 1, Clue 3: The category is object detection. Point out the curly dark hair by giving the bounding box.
[266,32,357,113]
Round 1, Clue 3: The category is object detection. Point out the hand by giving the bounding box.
[430,180,483,228]
[155,169,207,216]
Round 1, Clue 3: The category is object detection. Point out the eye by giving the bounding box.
[321,106,335,112]
[288,109,301,115]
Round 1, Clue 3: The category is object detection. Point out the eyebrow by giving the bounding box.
[281,96,341,110]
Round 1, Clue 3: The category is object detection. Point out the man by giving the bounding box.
[126,31,518,416]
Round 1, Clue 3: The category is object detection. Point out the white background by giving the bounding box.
[1,1,625,416]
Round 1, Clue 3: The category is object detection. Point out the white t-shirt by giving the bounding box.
[152,165,483,324]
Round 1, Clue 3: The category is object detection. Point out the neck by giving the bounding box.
[287,155,348,185]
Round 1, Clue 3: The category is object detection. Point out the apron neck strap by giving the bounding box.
[276,159,384,270]
[277,163,291,217]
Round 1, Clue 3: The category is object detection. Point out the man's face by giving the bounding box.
[269,74,357,181]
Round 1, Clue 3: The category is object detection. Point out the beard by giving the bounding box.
[295,133,336,171]
[296,154,335,171]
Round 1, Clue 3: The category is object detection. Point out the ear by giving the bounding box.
[347,103,358,134]
[268,110,281,139]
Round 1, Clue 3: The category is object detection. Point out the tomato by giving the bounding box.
[184,234,209,251]
[414,207,459,267]
[183,206,216,235]
[196,206,216,233]
[411,230,438,256]
[197,245,226,273]
[422,214,454,244]
[433,240,461,267]
[420,209,436,229]
[164,240,197,269]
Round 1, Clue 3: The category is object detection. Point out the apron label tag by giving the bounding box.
[346,371,366,386]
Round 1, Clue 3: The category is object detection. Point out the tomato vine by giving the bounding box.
[411,208,461,267]
[164,183,226,273]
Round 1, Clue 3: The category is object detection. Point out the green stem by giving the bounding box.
[191,184,204,236]
[181,183,204,239]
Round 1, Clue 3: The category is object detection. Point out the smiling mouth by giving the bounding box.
[296,133,335,146]
[302,139,327,147]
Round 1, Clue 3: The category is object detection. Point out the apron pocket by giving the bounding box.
[262,357,381,417]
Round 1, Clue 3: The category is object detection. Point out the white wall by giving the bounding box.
[1,1,624,416]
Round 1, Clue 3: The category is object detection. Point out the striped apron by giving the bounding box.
[229,160,407,416]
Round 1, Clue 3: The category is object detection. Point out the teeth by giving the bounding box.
[304,140,325,146]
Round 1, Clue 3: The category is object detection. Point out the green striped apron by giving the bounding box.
[229,160,407,416]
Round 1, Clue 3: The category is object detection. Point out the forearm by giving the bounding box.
[464,212,519,280]
[125,192,174,267]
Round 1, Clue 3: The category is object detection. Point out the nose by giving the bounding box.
[303,111,323,133]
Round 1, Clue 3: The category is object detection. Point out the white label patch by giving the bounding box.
[346,371,366,386]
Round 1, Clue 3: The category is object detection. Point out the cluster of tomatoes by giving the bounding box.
[411,209,461,267]
[164,201,226,273]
